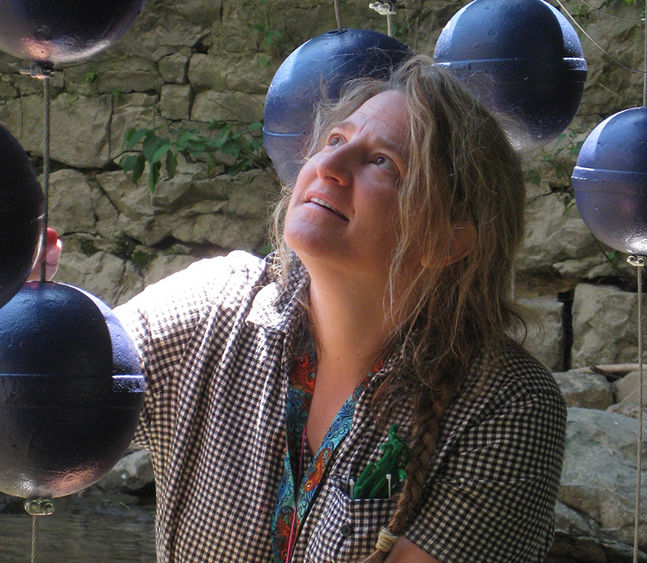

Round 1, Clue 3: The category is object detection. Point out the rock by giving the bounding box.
[554,371,614,410]
[615,371,646,404]
[46,169,96,233]
[550,500,647,562]
[20,93,112,168]
[159,51,191,84]
[0,97,21,138]
[558,408,647,552]
[56,237,143,306]
[188,53,274,95]
[160,84,193,120]
[96,449,154,494]
[144,253,200,286]
[519,183,599,277]
[515,294,564,371]
[191,90,265,123]
[572,284,644,368]
[109,92,158,162]
[608,371,647,420]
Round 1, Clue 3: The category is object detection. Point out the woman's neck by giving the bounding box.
[307,271,392,385]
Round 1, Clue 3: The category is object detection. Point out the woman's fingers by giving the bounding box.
[28,227,62,282]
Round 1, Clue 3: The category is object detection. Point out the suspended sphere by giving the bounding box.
[433,0,587,150]
[0,0,145,63]
[0,282,145,499]
[0,124,44,309]
[573,107,647,255]
[263,28,411,185]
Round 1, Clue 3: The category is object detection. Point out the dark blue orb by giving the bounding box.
[573,107,647,255]
[433,0,587,150]
[0,124,44,309]
[264,28,411,185]
[0,282,144,499]
[0,0,145,63]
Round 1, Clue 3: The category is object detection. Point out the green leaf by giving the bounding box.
[151,142,172,164]
[148,161,161,194]
[124,127,152,150]
[247,121,263,133]
[205,152,217,170]
[142,133,166,162]
[186,138,210,153]
[524,169,542,186]
[176,131,196,151]
[120,154,146,184]
[214,127,232,148]
[570,140,584,156]
[166,151,177,179]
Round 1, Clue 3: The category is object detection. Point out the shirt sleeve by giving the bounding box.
[114,251,264,449]
[406,366,567,563]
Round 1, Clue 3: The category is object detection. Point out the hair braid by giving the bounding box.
[362,372,458,563]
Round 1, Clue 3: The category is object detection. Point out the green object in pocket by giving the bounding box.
[352,424,410,499]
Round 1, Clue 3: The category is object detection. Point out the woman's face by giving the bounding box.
[284,89,412,284]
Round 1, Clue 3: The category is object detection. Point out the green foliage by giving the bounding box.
[250,0,282,60]
[83,68,98,83]
[120,120,270,194]
[254,22,281,48]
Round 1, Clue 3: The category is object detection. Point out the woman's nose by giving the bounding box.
[315,147,352,186]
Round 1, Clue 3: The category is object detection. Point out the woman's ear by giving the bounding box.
[421,222,476,268]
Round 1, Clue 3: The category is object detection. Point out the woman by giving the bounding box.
[39,55,566,562]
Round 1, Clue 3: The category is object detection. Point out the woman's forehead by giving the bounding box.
[339,90,410,149]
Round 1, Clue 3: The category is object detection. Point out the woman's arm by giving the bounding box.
[387,538,441,562]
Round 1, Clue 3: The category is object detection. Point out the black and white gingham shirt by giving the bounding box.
[116,251,566,562]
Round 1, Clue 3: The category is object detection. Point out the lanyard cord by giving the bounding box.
[285,425,308,562]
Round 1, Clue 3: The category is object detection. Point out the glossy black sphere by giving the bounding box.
[0,282,145,499]
[434,0,587,150]
[573,107,647,255]
[0,124,44,309]
[263,28,410,185]
[0,0,145,63]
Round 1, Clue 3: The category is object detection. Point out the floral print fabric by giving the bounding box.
[271,345,378,562]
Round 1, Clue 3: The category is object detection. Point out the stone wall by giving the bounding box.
[1,0,646,558]
[0,0,642,354]
[1,0,645,371]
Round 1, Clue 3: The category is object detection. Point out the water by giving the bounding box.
[0,497,155,562]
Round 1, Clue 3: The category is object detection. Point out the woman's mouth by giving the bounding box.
[309,197,348,221]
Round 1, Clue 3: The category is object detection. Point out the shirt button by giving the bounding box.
[340,523,353,537]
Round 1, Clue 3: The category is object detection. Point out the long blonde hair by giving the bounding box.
[272,55,526,560]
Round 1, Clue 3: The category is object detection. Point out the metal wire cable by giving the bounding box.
[334,0,343,31]
[24,499,54,563]
[554,0,647,76]
[627,256,645,563]
[39,75,51,282]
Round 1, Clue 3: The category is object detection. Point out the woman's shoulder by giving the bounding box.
[115,251,272,335]
[446,337,567,440]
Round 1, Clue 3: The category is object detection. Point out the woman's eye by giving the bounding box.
[326,134,343,147]
[374,155,398,175]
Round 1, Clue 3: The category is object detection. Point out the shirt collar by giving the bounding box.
[245,253,310,334]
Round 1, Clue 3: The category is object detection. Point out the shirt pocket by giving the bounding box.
[304,479,400,562]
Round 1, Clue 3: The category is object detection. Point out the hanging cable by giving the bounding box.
[577,0,645,22]
[627,256,645,563]
[644,0,647,106]
[24,498,54,563]
[333,0,343,31]
[40,74,51,282]
[554,0,647,76]
[369,1,396,37]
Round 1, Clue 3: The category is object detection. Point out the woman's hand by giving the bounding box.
[28,227,62,282]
